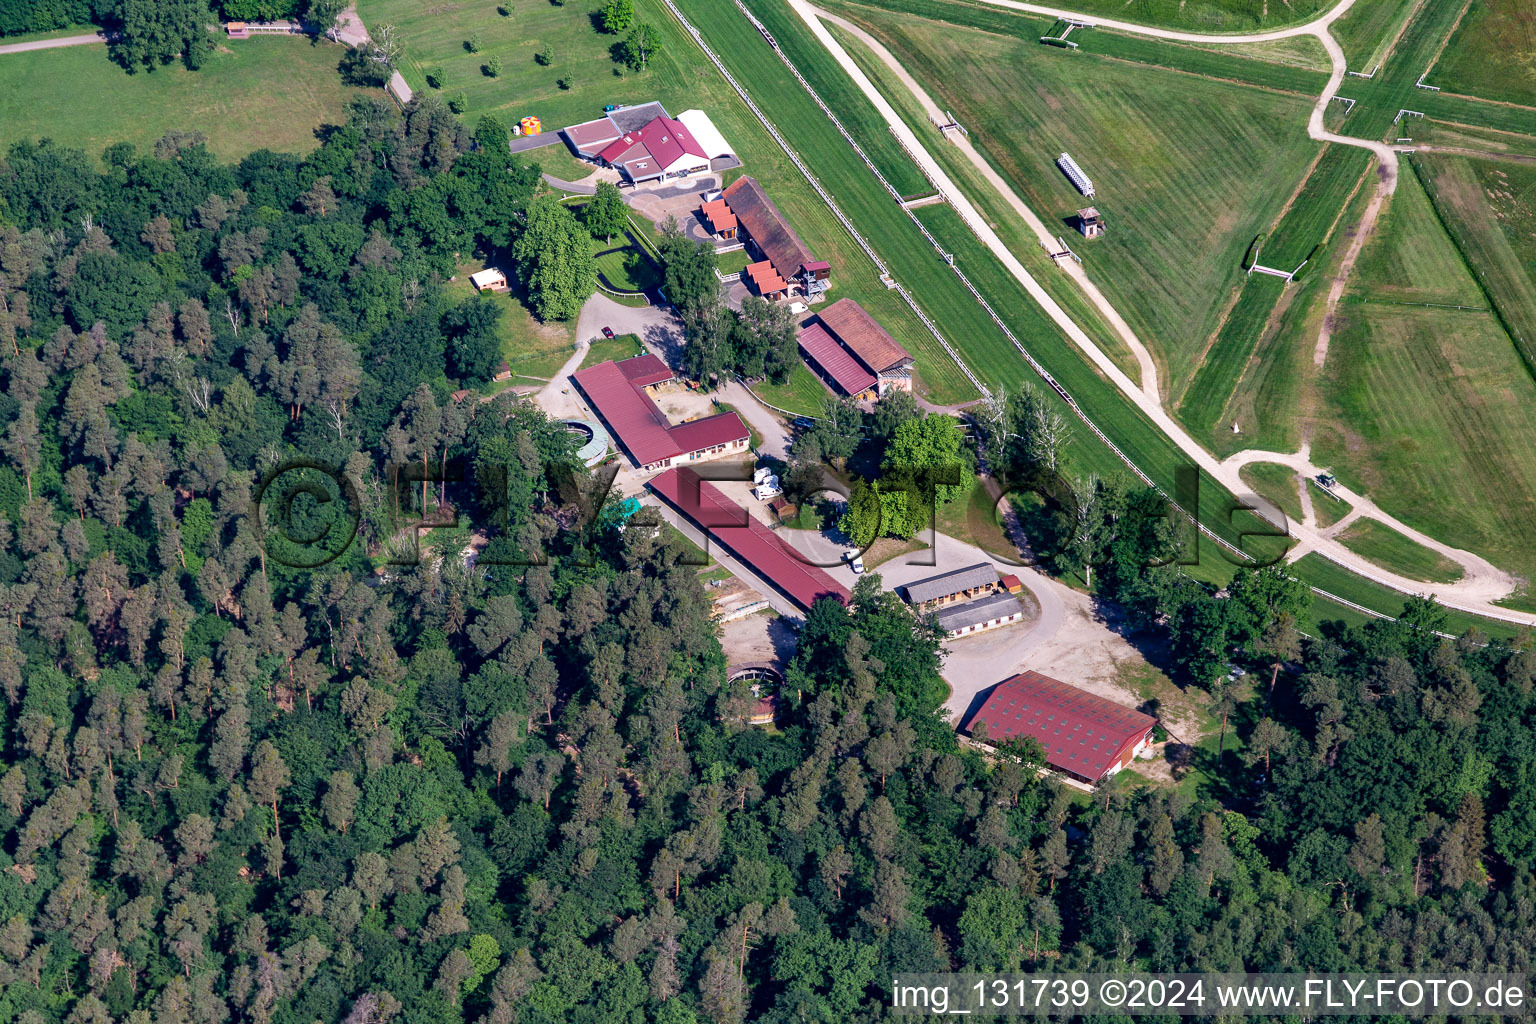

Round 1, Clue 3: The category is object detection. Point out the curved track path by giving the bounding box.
[790,0,1534,622]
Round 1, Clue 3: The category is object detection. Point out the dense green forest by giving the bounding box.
[0,92,1535,1024]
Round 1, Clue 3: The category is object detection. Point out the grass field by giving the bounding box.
[1310,483,1352,526]
[1329,0,1420,72]
[830,4,1320,396]
[593,247,660,294]
[1263,145,1374,268]
[919,0,1332,34]
[357,0,648,127]
[1418,156,1536,378]
[1179,146,1373,444]
[750,365,832,418]
[579,333,646,369]
[1336,518,1465,583]
[1178,274,1287,434]
[1313,170,1536,583]
[1239,462,1304,524]
[1333,0,1480,142]
[824,0,1331,94]
[531,142,604,184]
[1408,119,1536,160]
[0,36,378,161]
[821,19,1145,383]
[1291,553,1522,638]
[445,265,576,381]
[1428,0,1536,106]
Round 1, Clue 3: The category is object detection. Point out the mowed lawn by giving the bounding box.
[1329,0,1420,72]
[357,0,730,136]
[844,7,1319,397]
[751,364,832,418]
[1430,0,1536,106]
[0,36,378,161]
[1238,461,1304,525]
[1335,518,1465,584]
[1419,156,1536,375]
[1313,171,1536,582]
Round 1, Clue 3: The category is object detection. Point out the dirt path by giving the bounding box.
[788,0,1536,623]
[962,0,1365,42]
[815,7,1164,399]
[0,31,107,54]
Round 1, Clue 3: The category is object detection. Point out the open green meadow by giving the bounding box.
[1209,173,1378,459]
[1313,170,1536,583]
[823,0,1330,94]
[356,0,656,127]
[942,0,1331,34]
[1336,518,1465,583]
[817,19,1144,383]
[1178,273,1287,435]
[739,0,928,198]
[1238,462,1305,524]
[1408,119,1536,160]
[1179,145,1372,444]
[0,36,378,161]
[1418,156,1536,376]
[1263,145,1374,268]
[1427,0,1536,106]
[1330,0,1534,142]
[579,333,646,369]
[827,4,1320,396]
[1329,0,1421,72]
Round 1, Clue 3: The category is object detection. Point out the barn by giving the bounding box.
[963,672,1156,784]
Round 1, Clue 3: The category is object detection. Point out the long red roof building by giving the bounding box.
[963,671,1156,784]
[572,356,748,470]
[648,467,849,612]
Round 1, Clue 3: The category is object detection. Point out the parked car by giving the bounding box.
[793,417,815,428]
[843,550,865,574]
[602,326,615,339]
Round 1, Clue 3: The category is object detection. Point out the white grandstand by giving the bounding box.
[1057,152,1094,197]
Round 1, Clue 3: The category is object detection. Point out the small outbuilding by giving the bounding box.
[226,21,250,38]
[1077,207,1104,238]
[470,268,509,293]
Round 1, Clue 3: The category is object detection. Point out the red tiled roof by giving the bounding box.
[637,115,707,168]
[596,116,707,175]
[724,176,816,280]
[572,357,746,467]
[572,361,675,466]
[817,298,912,375]
[963,671,1156,783]
[745,260,788,296]
[597,131,644,166]
[700,198,737,233]
[798,322,875,396]
[616,353,673,387]
[668,412,750,453]
[649,467,850,611]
